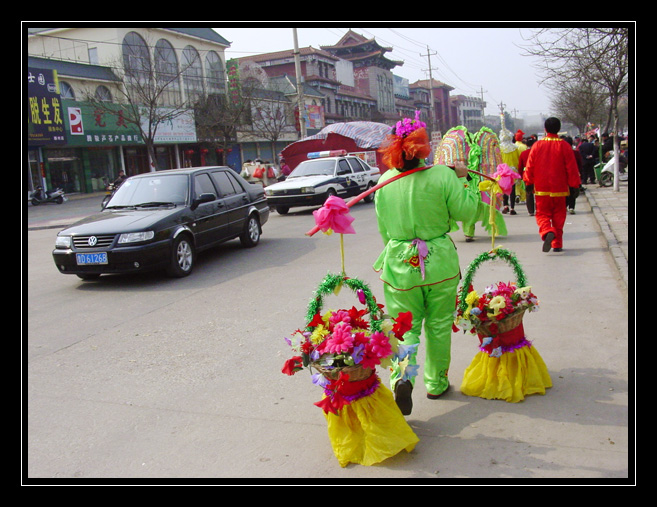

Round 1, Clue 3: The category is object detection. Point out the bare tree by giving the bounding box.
[83,32,199,171]
[522,27,631,190]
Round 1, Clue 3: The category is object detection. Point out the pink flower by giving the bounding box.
[366,331,392,359]
[493,163,521,195]
[324,324,354,354]
[312,196,355,235]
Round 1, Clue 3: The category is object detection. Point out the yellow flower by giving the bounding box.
[487,295,507,316]
[515,286,532,298]
[310,325,329,344]
[465,290,479,307]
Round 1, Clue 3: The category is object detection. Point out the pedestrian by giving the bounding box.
[523,117,581,252]
[562,136,582,214]
[578,136,597,185]
[499,128,520,215]
[374,112,480,414]
[514,130,528,206]
[517,136,536,215]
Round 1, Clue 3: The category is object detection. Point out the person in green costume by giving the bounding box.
[374,113,480,415]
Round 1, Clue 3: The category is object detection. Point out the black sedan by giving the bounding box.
[52,166,270,279]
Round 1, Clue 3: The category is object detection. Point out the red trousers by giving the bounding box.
[534,195,567,249]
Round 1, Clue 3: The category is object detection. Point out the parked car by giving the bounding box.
[263,154,381,214]
[52,166,270,279]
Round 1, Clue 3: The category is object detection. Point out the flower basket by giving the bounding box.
[281,272,420,467]
[455,248,552,402]
[282,272,414,412]
[454,248,537,347]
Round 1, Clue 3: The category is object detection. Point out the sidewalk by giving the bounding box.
[583,180,630,288]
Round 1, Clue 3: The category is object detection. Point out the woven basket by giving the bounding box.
[458,249,530,337]
[475,308,526,337]
[306,273,383,382]
[312,363,373,381]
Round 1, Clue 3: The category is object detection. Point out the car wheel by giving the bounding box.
[167,234,194,277]
[276,205,290,215]
[363,182,375,203]
[240,215,260,247]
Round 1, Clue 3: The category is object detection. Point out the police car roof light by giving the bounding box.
[307,150,347,159]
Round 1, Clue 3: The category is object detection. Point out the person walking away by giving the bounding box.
[499,128,520,215]
[578,136,597,185]
[562,136,582,214]
[374,112,480,415]
[517,137,536,215]
[523,117,581,252]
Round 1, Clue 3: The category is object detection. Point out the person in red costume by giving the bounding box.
[523,117,581,252]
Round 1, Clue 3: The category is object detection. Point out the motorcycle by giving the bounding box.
[598,152,629,187]
[101,183,116,210]
[30,186,67,205]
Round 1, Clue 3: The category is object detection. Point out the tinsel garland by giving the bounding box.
[305,273,383,333]
[457,248,529,315]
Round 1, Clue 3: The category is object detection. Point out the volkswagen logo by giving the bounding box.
[87,236,98,247]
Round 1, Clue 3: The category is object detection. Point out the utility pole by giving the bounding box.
[293,28,306,139]
[478,85,487,128]
[420,45,438,133]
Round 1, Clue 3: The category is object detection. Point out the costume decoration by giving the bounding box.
[282,273,419,466]
[287,191,419,467]
[435,126,510,248]
[454,248,552,402]
[379,110,431,170]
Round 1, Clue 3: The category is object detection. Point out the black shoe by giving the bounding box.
[510,209,517,215]
[427,385,450,400]
[394,380,413,415]
[553,247,563,252]
[542,232,555,252]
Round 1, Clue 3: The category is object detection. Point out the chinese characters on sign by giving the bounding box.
[27,68,66,145]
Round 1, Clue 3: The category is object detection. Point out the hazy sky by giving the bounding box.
[214,25,553,119]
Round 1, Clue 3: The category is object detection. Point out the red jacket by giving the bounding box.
[523,134,581,197]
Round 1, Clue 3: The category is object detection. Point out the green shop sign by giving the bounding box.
[62,100,143,146]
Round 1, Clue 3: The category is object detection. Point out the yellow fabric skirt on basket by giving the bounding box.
[324,383,419,467]
[461,344,552,403]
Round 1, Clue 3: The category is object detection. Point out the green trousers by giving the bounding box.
[384,276,459,396]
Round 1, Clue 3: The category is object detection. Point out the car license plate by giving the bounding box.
[76,252,108,265]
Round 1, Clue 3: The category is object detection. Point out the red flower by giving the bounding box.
[392,311,413,339]
[308,313,325,328]
[348,306,369,329]
[281,356,303,376]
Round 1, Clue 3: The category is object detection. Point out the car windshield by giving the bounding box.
[106,174,189,208]
[289,159,336,178]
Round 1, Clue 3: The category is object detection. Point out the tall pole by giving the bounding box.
[420,45,437,133]
[293,28,306,139]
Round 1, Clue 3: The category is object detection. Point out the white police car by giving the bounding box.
[264,151,381,214]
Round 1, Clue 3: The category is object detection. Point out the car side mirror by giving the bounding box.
[191,192,216,210]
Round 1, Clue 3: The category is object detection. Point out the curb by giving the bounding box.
[584,189,629,289]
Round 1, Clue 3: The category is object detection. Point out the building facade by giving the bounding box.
[27,27,232,195]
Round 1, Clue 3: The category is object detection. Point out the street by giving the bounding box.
[25,193,630,482]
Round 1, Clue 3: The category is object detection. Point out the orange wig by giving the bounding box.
[379,127,432,170]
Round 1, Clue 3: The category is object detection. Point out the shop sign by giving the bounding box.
[62,100,143,146]
[150,109,197,143]
[27,67,66,145]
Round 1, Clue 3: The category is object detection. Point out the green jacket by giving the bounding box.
[373,164,480,290]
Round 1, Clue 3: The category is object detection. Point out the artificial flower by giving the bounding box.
[392,311,413,339]
[312,195,355,235]
[282,356,303,376]
[283,297,417,414]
